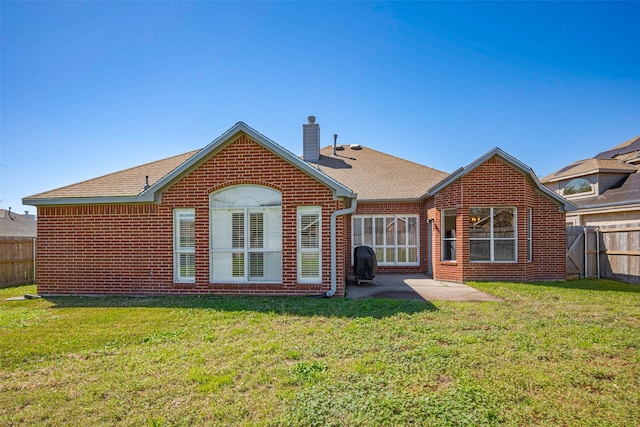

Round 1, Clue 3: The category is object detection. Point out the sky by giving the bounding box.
[1,1,639,215]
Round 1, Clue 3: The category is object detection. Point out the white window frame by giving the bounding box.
[209,186,282,284]
[352,215,419,266]
[469,207,517,263]
[174,208,196,283]
[297,206,322,284]
[441,209,457,262]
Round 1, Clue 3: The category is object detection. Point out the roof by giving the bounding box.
[23,150,199,201]
[427,147,575,211]
[24,122,354,206]
[0,209,37,237]
[595,135,640,161]
[316,145,448,201]
[540,158,638,183]
[566,171,640,210]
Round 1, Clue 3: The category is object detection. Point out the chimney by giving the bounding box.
[302,115,320,163]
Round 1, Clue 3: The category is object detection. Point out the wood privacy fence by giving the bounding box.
[0,237,36,287]
[567,225,640,284]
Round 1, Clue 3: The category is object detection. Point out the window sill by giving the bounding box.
[469,261,517,264]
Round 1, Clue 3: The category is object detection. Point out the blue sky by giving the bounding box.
[2,1,639,215]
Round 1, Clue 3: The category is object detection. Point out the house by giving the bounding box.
[0,209,37,286]
[23,118,572,296]
[0,209,37,238]
[541,135,640,227]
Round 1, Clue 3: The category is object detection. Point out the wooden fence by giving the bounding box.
[567,225,640,284]
[0,237,36,287]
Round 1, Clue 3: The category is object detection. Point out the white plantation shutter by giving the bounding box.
[174,209,195,283]
[264,208,282,251]
[297,207,321,283]
[210,186,282,283]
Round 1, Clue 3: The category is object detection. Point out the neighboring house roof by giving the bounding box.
[24,122,354,206]
[427,147,575,211]
[316,145,449,201]
[567,171,640,210]
[0,209,37,237]
[540,158,637,183]
[539,134,640,211]
[595,135,640,162]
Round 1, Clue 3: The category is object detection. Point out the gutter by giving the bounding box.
[326,197,357,297]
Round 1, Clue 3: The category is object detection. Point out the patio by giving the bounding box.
[345,274,502,302]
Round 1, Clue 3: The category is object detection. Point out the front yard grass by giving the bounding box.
[1,279,638,426]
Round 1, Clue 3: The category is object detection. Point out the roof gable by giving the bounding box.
[427,147,575,211]
[24,122,354,206]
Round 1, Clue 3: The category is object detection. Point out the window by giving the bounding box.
[352,215,418,265]
[469,207,516,262]
[174,209,195,283]
[442,209,457,261]
[298,207,321,283]
[564,178,593,196]
[210,186,282,283]
[527,208,532,262]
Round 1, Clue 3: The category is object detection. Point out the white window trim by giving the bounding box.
[297,206,322,284]
[352,214,419,266]
[469,207,517,263]
[174,208,196,283]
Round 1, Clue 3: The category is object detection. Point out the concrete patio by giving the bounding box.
[345,274,502,302]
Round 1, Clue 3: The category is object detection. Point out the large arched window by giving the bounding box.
[564,178,593,196]
[210,185,282,283]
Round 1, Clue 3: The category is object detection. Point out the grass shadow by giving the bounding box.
[496,278,640,294]
[44,294,438,319]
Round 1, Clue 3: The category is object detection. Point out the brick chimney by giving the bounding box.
[302,115,320,163]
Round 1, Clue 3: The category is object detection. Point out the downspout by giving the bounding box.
[32,237,36,283]
[596,227,600,279]
[326,197,357,297]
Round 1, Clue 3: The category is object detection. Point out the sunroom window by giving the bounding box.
[210,185,282,283]
[352,215,418,266]
[469,207,516,262]
[442,209,457,261]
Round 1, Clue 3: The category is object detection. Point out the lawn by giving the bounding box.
[1,279,638,426]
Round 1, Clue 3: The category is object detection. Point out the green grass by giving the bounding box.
[1,279,638,426]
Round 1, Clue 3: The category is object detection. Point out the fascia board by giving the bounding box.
[22,196,148,206]
[356,197,424,204]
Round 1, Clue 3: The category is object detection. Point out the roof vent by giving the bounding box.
[336,145,345,151]
[349,144,362,150]
[303,116,320,162]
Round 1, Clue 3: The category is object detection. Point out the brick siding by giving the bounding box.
[428,156,566,282]
[36,134,347,296]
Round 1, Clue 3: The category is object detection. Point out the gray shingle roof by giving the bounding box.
[540,158,637,183]
[316,145,449,201]
[24,150,200,201]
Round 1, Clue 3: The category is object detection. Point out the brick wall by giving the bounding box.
[429,156,566,282]
[36,134,347,296]
[347,202,428,275]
